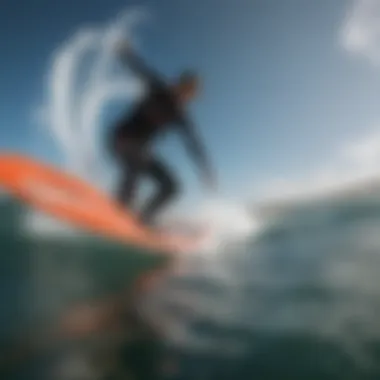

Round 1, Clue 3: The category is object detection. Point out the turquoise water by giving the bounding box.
[2,194,380,379]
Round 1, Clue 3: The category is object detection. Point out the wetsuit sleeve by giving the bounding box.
[118,48,163,87]
[179,116,212,178]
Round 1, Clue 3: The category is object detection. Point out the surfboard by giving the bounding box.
[0,153,205,254]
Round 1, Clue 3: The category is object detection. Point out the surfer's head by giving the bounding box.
[175,70,200,103]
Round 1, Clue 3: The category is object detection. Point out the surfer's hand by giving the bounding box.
[115,39,132,55]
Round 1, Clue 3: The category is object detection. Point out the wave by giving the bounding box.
[145,190,380,368]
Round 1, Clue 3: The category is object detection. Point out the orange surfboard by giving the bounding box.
[0,153,204,254]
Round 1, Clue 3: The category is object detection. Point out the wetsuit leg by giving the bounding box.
[140,158,180,225]
[109,132,179,225]
[112,138,147,210]
[116,160,141,208]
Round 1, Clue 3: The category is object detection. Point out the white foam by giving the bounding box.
[189,197,261,254]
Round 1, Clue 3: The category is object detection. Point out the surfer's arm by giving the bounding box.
[179,118,215,189]
[117,42,163,87]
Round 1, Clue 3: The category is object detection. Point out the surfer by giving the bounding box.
[109,40,216,226]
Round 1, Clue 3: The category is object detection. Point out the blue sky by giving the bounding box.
[1,0,380,205]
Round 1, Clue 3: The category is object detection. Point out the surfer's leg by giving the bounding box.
[116,163,141,207]
[140,158,179,225]
[115,144,145,208]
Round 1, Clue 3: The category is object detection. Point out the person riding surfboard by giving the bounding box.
[109,40,216,227]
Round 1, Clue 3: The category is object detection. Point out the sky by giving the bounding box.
[1,0,380,208]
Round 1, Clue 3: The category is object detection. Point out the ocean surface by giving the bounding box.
[2,193,380,379]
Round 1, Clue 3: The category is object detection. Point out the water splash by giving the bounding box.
[37,7,147,182]
[191,197,261,253]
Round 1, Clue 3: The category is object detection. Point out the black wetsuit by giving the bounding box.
[109,49,210,225]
